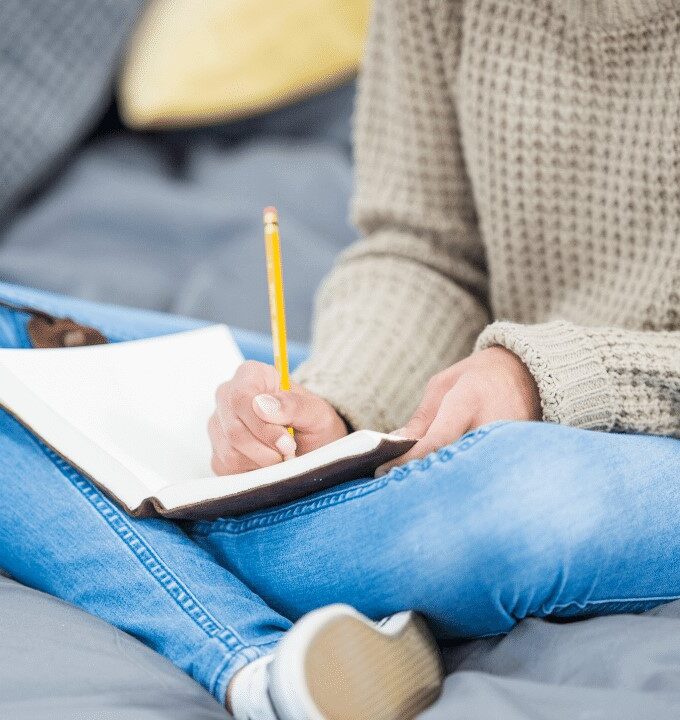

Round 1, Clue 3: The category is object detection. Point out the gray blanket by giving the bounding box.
[3,572,680,719]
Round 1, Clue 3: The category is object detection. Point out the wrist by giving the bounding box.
[475,320,616,430]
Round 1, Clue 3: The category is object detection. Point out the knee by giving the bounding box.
[436,422,602,590]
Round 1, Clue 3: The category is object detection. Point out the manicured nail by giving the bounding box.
[390,427,408,437]
[276,434,297,458]
[254,393,281,417]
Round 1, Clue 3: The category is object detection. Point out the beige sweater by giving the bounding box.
[294,0,680,438]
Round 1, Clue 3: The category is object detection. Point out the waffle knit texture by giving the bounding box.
[294,0,680,438]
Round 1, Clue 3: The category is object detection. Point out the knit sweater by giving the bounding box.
[294,0,680,438]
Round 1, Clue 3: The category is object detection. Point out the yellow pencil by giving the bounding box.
[263,206,294,436]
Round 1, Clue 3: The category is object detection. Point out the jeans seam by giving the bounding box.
[549,594,680,613]
[210,640,279,700]
[196,421,511,537]
[27,431,249,655]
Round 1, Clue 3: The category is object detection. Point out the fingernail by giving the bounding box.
[389,427,408,437]
[276,434,297,458]
[254,393,281,417]
[375,464,390,477]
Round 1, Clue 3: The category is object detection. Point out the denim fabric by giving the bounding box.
[2,282,680,704]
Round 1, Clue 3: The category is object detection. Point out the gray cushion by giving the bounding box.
[0,575,226,719]
[0,0,144,217]
[423,604,680,719]
[0,83,357,343]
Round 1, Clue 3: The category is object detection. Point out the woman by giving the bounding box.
[2,1,680,718]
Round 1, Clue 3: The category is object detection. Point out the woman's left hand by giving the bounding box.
[376,347,542,475]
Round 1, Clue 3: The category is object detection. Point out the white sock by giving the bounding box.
[229,655,277,720]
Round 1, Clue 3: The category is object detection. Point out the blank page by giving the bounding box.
[0,326,242,506]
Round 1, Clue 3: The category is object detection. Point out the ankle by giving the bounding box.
[225,667,243,713]
[225,655,275,720]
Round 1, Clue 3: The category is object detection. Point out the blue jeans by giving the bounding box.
[2,282,680,705]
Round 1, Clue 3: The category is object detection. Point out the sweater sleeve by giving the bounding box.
[475,321,680,438]
[293,0,490,433]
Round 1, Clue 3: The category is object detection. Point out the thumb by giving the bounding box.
[252,389,328,433]
[398,378,448,439]
[376,381,474,476]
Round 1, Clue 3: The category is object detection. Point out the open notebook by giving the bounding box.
[0,326,414,520]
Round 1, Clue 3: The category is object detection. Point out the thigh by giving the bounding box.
[191,421,680,637]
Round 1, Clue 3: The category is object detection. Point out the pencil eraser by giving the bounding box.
[263,206,278,224]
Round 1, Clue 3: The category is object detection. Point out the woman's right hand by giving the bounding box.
[208,360,349,475]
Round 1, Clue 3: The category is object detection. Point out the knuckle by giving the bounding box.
[261,425,284,445]
[232,388,253,410]
[410,406,430,425]
[210,454,225,475]
[238,360,267,380]
[224,423,243,445]
[283,390,301,416]
[425,374,443,393]
[458,371,481,392]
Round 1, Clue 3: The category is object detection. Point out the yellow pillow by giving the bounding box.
[118,0,370,128]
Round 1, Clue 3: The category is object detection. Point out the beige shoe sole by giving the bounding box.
[300,609,444,720]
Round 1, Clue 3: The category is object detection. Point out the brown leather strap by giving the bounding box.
[0,298,108,348]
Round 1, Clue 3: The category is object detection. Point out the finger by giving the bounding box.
[408,383,474,459]
[213,361,278,420]
[221,389,297,459]
[210,412,284,469]
[208,414,231,464]
[232,360,280,392]
[213,359,280,439]
[209,415,261,474]
[251,389,330,433]
[217,414,288,468]
[211,446,260,476]
[399,368,464,439]
[376,381,475,476]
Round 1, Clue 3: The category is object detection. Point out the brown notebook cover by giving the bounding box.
[135,437,415,520]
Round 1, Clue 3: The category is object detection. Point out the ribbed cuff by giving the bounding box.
[475,320,618,431]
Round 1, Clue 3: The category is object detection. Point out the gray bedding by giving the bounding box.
[3,572,680,719]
